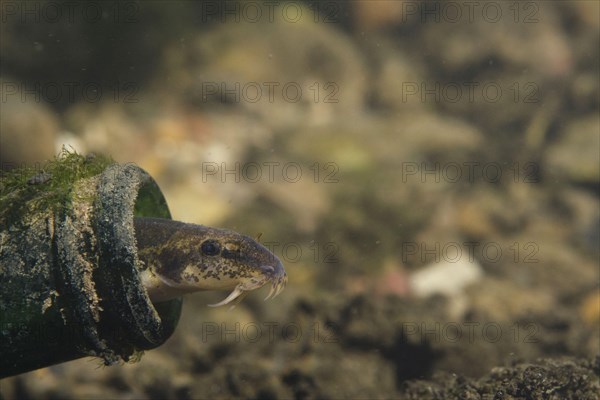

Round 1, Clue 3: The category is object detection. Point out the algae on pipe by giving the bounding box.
[0,151,286,378]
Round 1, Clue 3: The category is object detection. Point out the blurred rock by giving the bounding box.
[351,1,408,32]
[410,259,483,298]
[315,350,397,399]
[390,111,483,160]
[161,3,368,130]
[402,357,600,399]
[580,291,600,326]
[568,0,600,30]
[456,184,539,239]
[570,72,600,114]
[63,103,151,163]
[361,36,430,112]
[0,3,193,111]
[467,277,556,321]
[544,114,600,183]
[0,78,59,168]
[421,3,573,79]
[557,188,600,255]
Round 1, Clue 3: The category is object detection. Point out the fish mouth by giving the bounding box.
[208,260,287,308]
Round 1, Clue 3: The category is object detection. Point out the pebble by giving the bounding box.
[545,114,600,183]
[409,258,483,298]
[0,77,58,169]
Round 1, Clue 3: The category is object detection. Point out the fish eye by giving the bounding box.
[201,240,221,256]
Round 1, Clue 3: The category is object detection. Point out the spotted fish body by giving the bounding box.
[134,217,287,306]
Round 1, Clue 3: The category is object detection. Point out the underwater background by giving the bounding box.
[1,1,599,398]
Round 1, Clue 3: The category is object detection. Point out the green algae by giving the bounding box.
[0,148,114,229]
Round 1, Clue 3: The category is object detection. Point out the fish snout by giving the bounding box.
[262,258,287,301]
